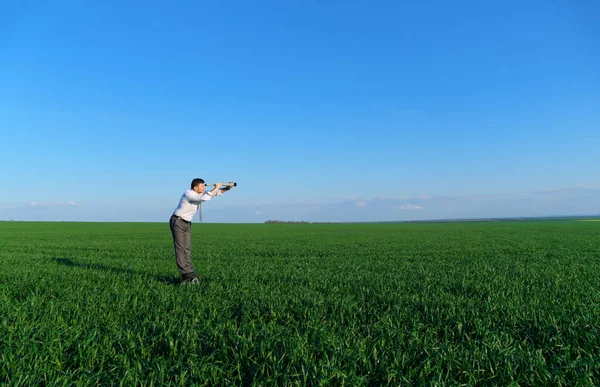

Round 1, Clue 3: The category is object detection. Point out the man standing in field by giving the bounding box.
[170,178,234,284]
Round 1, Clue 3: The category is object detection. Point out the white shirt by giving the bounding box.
[173,189,223,221]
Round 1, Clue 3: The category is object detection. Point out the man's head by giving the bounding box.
[191,178,206,193]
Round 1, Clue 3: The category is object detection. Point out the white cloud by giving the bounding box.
[24,201,83,207]
[399,204,423,210]
[254,210,263,215]
[373,195,430,201]
[355,201,367,207]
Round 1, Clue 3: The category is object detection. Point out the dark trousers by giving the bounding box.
[169,215,194,276]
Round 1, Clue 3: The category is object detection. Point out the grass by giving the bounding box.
[1,220,599,385]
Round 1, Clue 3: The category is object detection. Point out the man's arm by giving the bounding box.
[212,182,235,196]
[208,183,223,196]
[185,191,213,203]
[185,184,224,202]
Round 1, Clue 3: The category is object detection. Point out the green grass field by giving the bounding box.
[1,221,599,385]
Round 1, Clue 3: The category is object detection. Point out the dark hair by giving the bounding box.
[191,178,205,189]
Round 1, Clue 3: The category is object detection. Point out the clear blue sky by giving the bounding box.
[1,0,599,222]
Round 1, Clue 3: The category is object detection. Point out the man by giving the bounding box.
[170,178,234,284]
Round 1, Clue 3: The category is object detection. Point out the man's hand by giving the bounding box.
[209,182,224,196]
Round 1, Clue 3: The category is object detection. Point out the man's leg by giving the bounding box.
[170,216,195,277]
[181,223,195,278]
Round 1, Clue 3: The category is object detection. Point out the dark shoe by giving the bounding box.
[181,277,200,285]
[182,272,200,281]
[181,272,201,284]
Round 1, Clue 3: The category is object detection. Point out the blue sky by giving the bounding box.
[1,0,599,222]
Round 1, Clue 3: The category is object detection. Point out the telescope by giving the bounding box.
[205,182,237,187]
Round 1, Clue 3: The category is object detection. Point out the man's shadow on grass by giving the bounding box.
[51,257,187,286]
